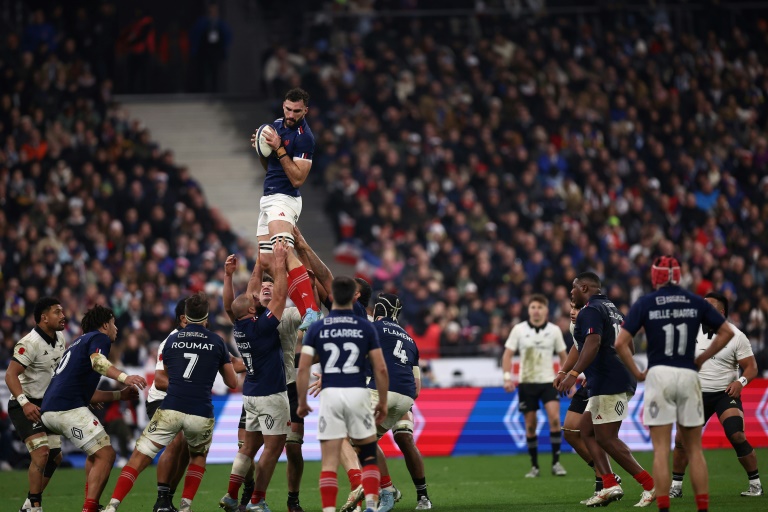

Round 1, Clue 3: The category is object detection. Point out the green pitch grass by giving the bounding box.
[2,449,766,511]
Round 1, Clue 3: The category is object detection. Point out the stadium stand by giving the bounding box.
[273,2,768,362]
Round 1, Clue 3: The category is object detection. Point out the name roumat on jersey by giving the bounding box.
[170,341,215,350]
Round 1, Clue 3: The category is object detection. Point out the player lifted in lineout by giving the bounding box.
[252,87,321,331]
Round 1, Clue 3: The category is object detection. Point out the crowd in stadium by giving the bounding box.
[0,5,251,373]
[272,4,768,364]
[2,5,768,380]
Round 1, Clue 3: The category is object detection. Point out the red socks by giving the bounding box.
[633,470,655,491]
[182,464,206,501]
[112,465,140,502]
[251,490,266,504]
[657,495,670,509]
[601,473,619,489]
[227,473,245,498]
[287,265,317,316]
[319,471,338,510]
[361,464,381,498]
[380,475,393,490]
[347,468,362,489]
[695,493,709,511]
[82,498,100,512]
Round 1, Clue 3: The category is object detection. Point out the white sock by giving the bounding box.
[323,507,335,512]
[22,499,31,510]
[365,493,378,510]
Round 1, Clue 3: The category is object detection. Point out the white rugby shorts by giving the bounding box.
[586,392,633,424]
[41,407,110,456]
[317,387,376,441]
[643,365,703,427]
[369,389,414,436]
[257,194,302,236]
[139,408,216,452]
[243,391,291,435]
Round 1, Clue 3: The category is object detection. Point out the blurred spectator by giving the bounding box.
[190,3,232,93]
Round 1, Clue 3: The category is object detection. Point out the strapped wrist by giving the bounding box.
[112,390,122,401]
[568,370,580,378]
[738,376,748,387]
[118,372,128,383]
[16,393,30,407]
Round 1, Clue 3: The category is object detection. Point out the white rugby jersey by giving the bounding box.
[505,321,567,383]
[278,307,302,385]
[147,328,178,403]
[696,322,753,393]
[12,327,66,399]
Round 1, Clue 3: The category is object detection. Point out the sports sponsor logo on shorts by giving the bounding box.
[72,427,83,440]
[148,421,158,433]
[615,401,625,416]
[318,416,326,433]
[265,414,274,430]
[648,401,659,419]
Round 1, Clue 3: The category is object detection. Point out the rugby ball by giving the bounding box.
[254,124,276,158]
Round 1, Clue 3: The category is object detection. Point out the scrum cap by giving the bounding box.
[373,293,402,321]
[651,255,681,288]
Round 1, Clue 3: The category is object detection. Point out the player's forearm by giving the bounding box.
[560,345,579,373]
[223,274,236,322]
[270,264,288,316]
[90,353,129,383]
[221,363,238,389]
[245,258,263,297]
[296,355,313,404]
[374,366,389,401]
[572,337,599,374]
[298,241,333,291]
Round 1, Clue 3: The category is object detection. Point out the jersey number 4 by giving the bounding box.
[662,324,688,357]
[323,343,360,374]
[393,340,409,364]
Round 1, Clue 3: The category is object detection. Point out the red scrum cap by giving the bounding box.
[651,255,681,288]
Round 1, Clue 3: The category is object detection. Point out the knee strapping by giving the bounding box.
[286,431,304,445]
[188,443,209,457]
[44,448,61,477]
[136,435,163,459]
[357,441,377,467]
[259,241,273,254]
[26,436,50,453]
[733,439,753,458]
[83,434,112,456]
[392,419,414,437]
[271,232,295,248]
[722,415,745,439]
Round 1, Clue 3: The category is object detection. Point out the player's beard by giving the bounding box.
[285,114,305,128]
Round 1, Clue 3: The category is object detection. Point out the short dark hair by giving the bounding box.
[81,304,115,333]
[185,291,209,323]
[332,276,357,307]
[262,273,274,284]
[285,87,309,105]
[174,297,188,327]
[34,297,61,323]
[705,292,729,317]
[354,277,372,307]
[529,294,549,307]
[576,272,601,289]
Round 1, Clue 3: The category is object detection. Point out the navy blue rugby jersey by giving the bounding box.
[160,323,231,418]
[622,285,725,371]
[322,297,368,319]
[367,319,419,399]
[41,331,111,413]
[303,309,380,389]
[573,294,635,397]
[263,117,314,197]
[234,309,286,397]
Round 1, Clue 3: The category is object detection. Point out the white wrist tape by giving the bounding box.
[16,394,30,407]
[738,376,748,387]
[113,390,122,401]
[118,372,128,383]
